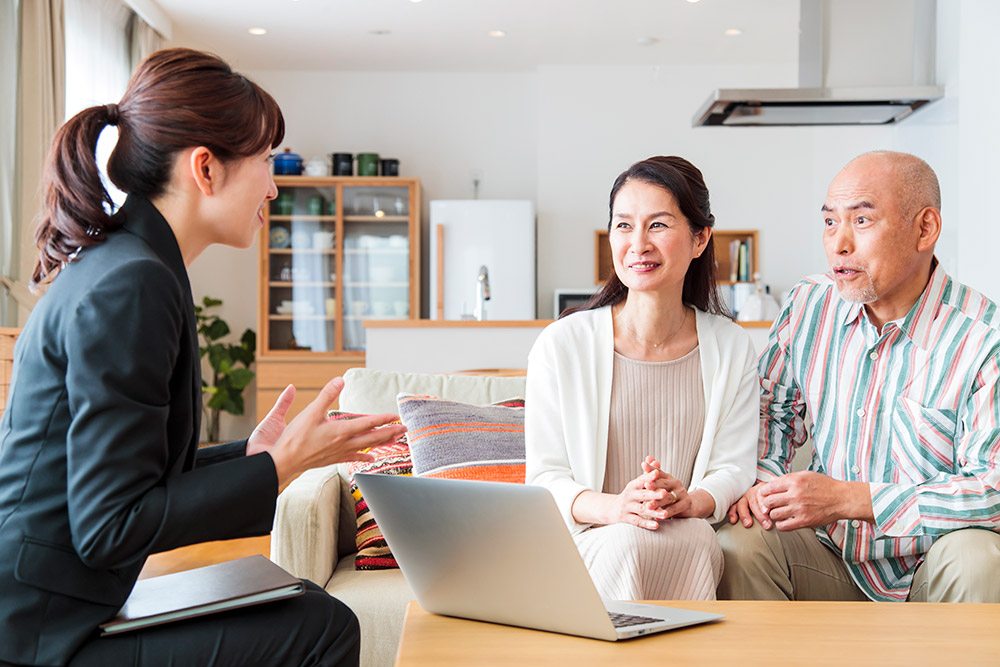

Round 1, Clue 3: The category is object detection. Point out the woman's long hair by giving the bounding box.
[563,156,731,319]
[32,47,285,286]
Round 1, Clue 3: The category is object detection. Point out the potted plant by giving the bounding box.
[195,296,256,443]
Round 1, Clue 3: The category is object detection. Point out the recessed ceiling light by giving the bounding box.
[725,28,743,36]
[488,30,506,38]
[410,0,423,3]
[369,29,392,35]
[248,27,267,36]
[635,36,659,47]
[686,0,701,3]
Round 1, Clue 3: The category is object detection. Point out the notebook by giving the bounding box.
[99,555,304,635]
[354,473,723,641]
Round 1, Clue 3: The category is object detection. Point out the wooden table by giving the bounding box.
[395,600,1000,666]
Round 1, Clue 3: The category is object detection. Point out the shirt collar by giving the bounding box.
[837,258,948,350]
[899,259,948,350]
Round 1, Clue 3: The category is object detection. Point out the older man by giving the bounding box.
[718,151,1000,602]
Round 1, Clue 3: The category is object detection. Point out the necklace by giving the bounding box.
[615,306,689,349]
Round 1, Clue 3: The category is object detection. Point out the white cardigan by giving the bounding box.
[524,306,759,530]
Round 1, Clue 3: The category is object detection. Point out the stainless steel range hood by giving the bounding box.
[694,85,943,127]
[693,0,944,127]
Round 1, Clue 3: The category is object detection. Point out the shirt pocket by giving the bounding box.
[889,397,958,483]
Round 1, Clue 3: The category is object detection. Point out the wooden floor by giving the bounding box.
[139,535,271,580]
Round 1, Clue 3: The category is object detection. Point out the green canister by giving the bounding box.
[356,152,380,176]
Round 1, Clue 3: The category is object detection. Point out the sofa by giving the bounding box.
[270,367,528,667]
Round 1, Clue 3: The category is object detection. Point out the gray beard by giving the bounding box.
[837,269,878,304]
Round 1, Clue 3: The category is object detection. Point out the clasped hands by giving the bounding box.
[615,456,702,531]
[726,471,875,531]
[247,377,406,490]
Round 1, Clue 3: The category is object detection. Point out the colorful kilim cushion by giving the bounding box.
[333,411,412,571]
[396,394,526,483]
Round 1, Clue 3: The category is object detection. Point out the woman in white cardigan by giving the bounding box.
[525,156,758,601]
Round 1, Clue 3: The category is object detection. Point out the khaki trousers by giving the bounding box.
[716,522,1000,602]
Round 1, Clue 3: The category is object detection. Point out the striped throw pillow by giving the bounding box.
[336,412,412,571]
[396,394,526,484]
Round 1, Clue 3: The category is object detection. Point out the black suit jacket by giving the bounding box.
[0,196,279,666]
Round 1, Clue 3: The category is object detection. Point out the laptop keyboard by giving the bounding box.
[608,611,661,628]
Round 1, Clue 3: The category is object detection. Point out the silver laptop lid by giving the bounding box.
[355,473,620,640]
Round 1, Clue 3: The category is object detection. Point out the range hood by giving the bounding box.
[693,0,944,127]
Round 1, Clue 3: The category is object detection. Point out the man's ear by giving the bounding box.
[188,146,218,197]
[915,206,941,253]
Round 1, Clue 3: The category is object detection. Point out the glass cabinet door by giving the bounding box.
[266,184,338,352]
[341,185,411,351]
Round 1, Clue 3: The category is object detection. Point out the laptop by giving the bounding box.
[354,473,723,641]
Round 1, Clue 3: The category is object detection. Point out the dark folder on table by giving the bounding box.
[99,555,304,635]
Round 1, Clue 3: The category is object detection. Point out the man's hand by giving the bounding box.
[756,471,874,531]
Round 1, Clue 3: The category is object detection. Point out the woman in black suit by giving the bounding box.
[0,48,403,667]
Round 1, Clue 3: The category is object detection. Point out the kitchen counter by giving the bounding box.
[364,319,773,374]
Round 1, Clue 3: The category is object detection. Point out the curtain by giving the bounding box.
[127,9,162,70]
[0,0,20,326]
[11,0,64,322]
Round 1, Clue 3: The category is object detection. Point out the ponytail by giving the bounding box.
[31,48,285,287]
[32,105,121,287]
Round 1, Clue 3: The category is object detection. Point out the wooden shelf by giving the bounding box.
[268,281,336,287]
[344,215,410,223]
[269,215,336,222]
[258,176,422,422]
[269,248,336,255]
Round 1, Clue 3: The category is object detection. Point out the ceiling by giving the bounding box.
[156,0,800,72]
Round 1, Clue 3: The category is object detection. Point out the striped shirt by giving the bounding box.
[758,264,1000,601]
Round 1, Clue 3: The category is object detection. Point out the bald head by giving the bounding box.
[842,151,941,221]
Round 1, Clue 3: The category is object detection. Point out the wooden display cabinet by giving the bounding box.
[256,176,421,420]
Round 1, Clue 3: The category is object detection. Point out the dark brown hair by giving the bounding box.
[563,155,731,319]
[32,47,285,286]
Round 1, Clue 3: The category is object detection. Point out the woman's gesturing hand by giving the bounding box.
[260,378,407,490]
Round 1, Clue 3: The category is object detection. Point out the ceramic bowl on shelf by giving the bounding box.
[269,226,290,248]
[369,266,395,283]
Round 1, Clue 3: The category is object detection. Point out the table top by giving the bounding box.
[395,599,1000,666]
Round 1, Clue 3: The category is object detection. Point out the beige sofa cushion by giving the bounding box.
[339,368,526,414]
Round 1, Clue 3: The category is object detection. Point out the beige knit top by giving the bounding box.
[603,347,706,494]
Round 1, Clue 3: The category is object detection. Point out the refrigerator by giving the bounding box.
[429,200,536,320]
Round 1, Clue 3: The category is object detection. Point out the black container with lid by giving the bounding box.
[330,153,353,176]
[379,158,400,177]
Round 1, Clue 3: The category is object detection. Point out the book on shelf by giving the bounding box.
[737,242,749,282]
[728,240,740,282]
[99,555,304,635]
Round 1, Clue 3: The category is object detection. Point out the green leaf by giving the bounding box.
[208,346,232,372]
[228,367,254,390]
[202,296,223,308]
[241,329,256,352]
[205,319,230,341]
[207,390,229,410]
[231,347,253,366]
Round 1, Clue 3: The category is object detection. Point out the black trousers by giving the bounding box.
[2,581,361,667]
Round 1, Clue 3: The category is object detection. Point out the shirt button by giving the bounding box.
[856,408,866,417]
[851,520,861,529]
[851,465,860,474]
[869,351,878,360]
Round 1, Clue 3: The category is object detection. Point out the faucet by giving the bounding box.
[474,265,490,321]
